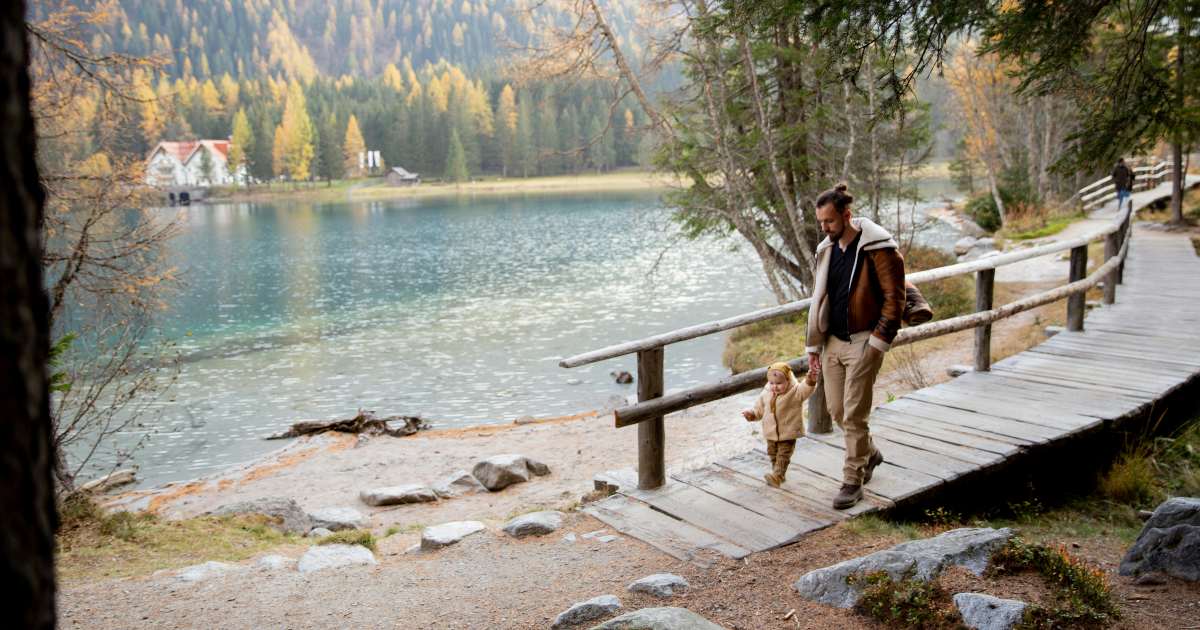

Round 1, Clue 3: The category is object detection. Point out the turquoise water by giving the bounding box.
[102,191,781,487]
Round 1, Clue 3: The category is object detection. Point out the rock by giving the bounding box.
[211,497,312,535]
[471,454,551,491]
[611,370,634,385]
[552,595,621,629]
[177,561,237,583]
[793,527,1014,608]
[359,484,438,507]
[602,395,630,411]
[420,521,487,551]
[1120,498,1200,581]
[947,365,973,378]
[307,527,333,538]
[431,470,487,498]
[595,535,619,543]
[1137,509,1155,521]
[582,529,609,539]
[977,237,996,249]
[953,593,1027,630]
[1141,497,1200,531]
[627,574,689,598]
[308,506,368,531]
[256,554,293,570]
[959,237,1000,261]
[1119,524,1200,581]
[1133,572,1167,586]
[567,378,583,386]
[514,415,539,425]
[297,544,377,573]
[1044,325,1064,337]
[502,511,564,538]
[589,607,726,630]
[564,533,578,543]
[954,237,979,256]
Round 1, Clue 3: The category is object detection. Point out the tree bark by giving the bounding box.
[0,1,58,626]
[1171,11,1186,224]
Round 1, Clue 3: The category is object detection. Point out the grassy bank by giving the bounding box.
[204,170,676,204]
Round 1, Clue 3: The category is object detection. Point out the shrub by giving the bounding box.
[989,538,1119,627]
[1099,449,1157,505]
[965,193,1002,232]
[904,246,975,321]
[847,570,956,629]
[722,314,808,374]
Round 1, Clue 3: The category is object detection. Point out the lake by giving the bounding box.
[86,187,963,488]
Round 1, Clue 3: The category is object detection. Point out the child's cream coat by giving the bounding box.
[746,373,817,441]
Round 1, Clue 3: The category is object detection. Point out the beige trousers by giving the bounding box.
[821,331,884,485]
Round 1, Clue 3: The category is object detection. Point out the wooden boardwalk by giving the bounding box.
[584,190,1200,565]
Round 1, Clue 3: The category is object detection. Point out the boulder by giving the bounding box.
[177,561,238,583]
[502,511,564,538]
[794,527,1013,608]
[359,484,438,507]
[431,470,487,499]
[611,371,634,385]
[946,365,973,378]
[954,237,979,256]
[210,497,312,535]
[552,595,621,629]
[589,607,726,630]
[308,506,367,531]
[627,574,689,598]
[954,593,1027,630]
[1120,498,1200,581]
[307,527,334,538]
[471,454,551,491]
[420,520,487,551]
[297,544,377,574]
[256,554,293,570]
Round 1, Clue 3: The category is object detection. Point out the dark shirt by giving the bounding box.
[827,231,862,342]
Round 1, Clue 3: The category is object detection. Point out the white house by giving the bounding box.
[145,140,246,187]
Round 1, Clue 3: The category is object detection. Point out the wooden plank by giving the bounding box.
[881,398,1059,443]
[1041,340,1200,367]
[991,359,1178,395]
[779,440,943,503]
[927,375,1127,418]
[671,466,831,535]
[1028,345,1200,375]
[955,371,1152,411]
[907,387,1099,433]
[716,450,888,515]
[871,409,1023,456]
[806,429,982,480]
[583,494,751,564]
[974,366,1156,402]
[621,479,803,551]
[865,421,1008,466]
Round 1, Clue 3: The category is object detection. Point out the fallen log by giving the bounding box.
[78,468,137,494]
[266,409,429,440]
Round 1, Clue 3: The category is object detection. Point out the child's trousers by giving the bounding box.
[767,439,797,480]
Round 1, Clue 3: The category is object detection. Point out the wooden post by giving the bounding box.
[1103,231,1119,305]
[636,347,665,489]
[1117,216,1129,285]
[807,379,832,434]
[974,269,995,371]
[1067,245,1088,332]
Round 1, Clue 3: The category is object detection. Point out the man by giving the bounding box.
[1111,158,1135,211]
[805,184,907,510]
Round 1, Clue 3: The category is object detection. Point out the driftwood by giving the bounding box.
[78,468,137,494]
[266,410,429,440]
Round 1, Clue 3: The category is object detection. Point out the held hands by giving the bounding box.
[807,352,822,379]
[741,410,756,422]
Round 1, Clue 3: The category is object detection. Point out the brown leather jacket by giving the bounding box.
[805,218,906,353]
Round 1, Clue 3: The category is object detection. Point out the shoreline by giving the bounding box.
[202,170,678,204]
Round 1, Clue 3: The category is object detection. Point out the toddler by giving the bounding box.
[742,362,818,487]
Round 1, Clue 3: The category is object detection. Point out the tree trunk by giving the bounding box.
[0,1,58,626]
[1171,12,1186,224]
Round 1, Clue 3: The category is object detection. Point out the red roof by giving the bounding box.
[150,140,231,163]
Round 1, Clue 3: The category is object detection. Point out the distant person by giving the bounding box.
[806,183,906,510]
[741,362,817,487]
[1112,158,1136,211]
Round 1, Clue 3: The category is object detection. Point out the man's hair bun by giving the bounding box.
[816,183,854,211]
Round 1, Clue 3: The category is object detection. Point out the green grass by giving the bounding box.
[722,314,808,374]
[317,529,377,550]
[1004,214,1080,240]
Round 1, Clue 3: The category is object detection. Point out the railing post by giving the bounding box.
[1117,215,1129,285]
[1103,230,1119,305]
[636,347,665,490]
[1067,245,1088,332]
[807,379,832,434]
[974,269,995,371]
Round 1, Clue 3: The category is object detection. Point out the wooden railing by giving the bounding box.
[560,173,1145,490]
[1079,161,1173,211]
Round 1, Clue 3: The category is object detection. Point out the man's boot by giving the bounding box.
[863,449,884,484]
[903,283,934,325]
[833,483,863,510]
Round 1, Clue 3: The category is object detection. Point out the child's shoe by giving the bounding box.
[763,472,781,487]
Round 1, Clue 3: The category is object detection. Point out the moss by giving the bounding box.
[847,570,958,629]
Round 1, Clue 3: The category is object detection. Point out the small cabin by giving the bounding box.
[386,166,421,187]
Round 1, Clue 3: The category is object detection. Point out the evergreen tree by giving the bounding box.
[198,145,214,185]
[496,84,517,176]
[515,93,534,178]
[317,112,344,181]
[249,107,275,183]
[445,128,469,183]
[279,81,315,180]
[343,113,366,177]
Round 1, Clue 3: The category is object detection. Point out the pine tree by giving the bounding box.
[317,112,344,181]
[228,108,253,185]
[198,145,214,185]
[343,113,366,177]
[272,123,286,178]
[496,84,517,176]
[250,107,275,183]
[445,128,469,183]
[515,92,534,178]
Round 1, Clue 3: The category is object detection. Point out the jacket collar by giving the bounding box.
[815,217,898,255]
